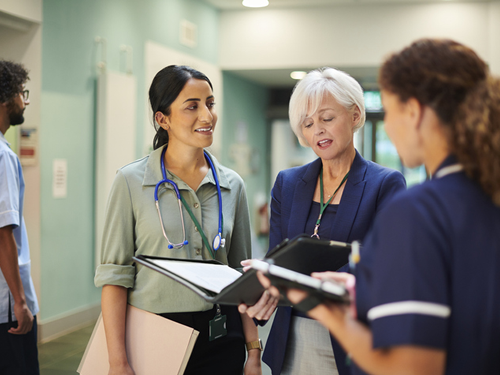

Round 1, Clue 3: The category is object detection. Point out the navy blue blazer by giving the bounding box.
[262,150,406,375]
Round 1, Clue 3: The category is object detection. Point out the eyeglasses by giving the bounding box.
[22,90,29,101]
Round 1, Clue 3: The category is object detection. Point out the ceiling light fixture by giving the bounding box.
[242,0,269,8]
[290,71,307,80]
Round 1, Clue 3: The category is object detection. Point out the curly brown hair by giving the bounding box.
[379,39,500,206]
[0,60,29,104]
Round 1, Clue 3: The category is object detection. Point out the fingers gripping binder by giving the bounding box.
[133,234,351,307]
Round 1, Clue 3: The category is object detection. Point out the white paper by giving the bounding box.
[52,159,67,198]
[153,260,242,293]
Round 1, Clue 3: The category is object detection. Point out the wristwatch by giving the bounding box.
[246,339,264,351]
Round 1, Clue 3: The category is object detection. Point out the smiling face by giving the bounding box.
[301,94,359,161]
[156,78,217,150]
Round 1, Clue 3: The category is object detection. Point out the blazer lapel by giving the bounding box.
[288,158,322,238]
[328,151,367,242]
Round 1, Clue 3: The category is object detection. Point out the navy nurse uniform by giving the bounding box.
[263,150,406,375]
[354,156,500,375]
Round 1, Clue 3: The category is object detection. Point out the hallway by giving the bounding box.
[38,323,94,375]
[38,316,273,374]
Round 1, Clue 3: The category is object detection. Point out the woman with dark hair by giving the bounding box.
[267,39,500,375]
[95,65,262,375]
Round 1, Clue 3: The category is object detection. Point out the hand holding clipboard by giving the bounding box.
[250,259,352,313]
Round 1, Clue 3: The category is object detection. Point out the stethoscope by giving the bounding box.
[154,146,224,251]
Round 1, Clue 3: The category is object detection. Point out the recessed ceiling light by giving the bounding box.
[242,0,269,8]
[290,71,307,80]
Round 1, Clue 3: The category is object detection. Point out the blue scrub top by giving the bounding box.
[354,156,500,375]
[0,133,39,324]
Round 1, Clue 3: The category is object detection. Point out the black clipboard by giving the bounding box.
[133,234,351,306]
[250,259,349,305]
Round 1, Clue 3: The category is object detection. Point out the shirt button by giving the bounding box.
[194,203,199,209]
[196,249,201,255]
[194,226,198,232]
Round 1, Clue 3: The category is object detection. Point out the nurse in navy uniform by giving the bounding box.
[278,39,500,375]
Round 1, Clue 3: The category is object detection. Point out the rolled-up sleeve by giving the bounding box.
[94,170,136,288]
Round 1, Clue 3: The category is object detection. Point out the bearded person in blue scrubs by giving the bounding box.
[269,39,500,375]
[0,60,40,374]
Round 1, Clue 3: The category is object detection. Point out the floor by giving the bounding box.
[37,315,273,375]
[38,323,95,375]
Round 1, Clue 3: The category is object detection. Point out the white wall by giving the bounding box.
[219,2,498,74]
[488,2,500,75]
[270,119,316,187]
[144,41,223,158]
[0,0,42,22]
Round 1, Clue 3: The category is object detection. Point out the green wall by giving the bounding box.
[221,72,270,254]
[40,0,220,320]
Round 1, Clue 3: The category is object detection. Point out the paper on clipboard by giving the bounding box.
[78,304,199,375]
[133,235,352,307]
[152,259,242,293]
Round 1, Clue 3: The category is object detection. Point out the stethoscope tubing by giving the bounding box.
[155,146,223,251]
[203,150,223,242]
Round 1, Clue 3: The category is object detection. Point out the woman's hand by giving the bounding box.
[108,363,135,375]
[253,271,352,323]
[259,272,446,375]
[239,300,263,375]
[311,271,357,318]
[238,260,279,320]
[285,286,349,325]
[240,259,254,273]
[244,349,263,375]
[311,271,354,286]
[238,289,279,320]
[101,285,134,375]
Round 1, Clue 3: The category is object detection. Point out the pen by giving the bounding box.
[349,241,360,272]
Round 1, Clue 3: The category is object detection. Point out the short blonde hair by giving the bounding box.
[289,67,366,147]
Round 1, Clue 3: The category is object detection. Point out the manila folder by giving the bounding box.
[77,304,199,375]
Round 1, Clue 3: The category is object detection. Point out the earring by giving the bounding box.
[155,112,170,130]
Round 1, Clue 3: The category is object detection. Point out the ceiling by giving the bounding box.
[208,0,384,88]
[203,0,491,10]
[224,66,380,90]
[204,0,354,8]
[203,0,491,89]
[204,0,399,89]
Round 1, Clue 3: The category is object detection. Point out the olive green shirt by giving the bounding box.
[94,146,252,313]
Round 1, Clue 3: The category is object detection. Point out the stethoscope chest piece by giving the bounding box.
[213,233,226,251]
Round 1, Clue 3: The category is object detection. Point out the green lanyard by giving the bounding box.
[180,196,226,327]
[179,195,221,260]
[311,168,349,239]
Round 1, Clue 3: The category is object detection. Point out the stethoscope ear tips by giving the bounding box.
[168,244,173,249]
[183,240,189,245]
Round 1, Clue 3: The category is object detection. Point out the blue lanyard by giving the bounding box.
[154,147,224,254]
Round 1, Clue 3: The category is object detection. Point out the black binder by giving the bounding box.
[133,234,351,306]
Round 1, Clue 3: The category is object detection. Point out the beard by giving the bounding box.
[6,100,25,126]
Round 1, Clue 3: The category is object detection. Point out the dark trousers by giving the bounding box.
[160,305,245,375]
[0,316,40,375]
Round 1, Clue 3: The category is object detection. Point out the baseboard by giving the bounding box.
[38,303,101,343]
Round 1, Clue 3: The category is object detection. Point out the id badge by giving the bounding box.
[209,314,227,341]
